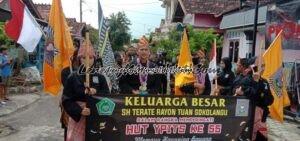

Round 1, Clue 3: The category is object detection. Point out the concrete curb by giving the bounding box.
[0,93,41,117]
[8,85,43,94]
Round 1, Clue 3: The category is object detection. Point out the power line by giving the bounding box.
[131,21,158,28]
[104,6,164,16]
[90,0,159,6]
[105,2,160,6]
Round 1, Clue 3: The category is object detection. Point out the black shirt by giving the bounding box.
[217,70,235,95]
[119,59,161,94]
[62,73,110,122]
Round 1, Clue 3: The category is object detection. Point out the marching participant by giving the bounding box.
[119,36,161,95]
[193,51,211,95]
[250,58,274,141]
[60,48,79,141]
[231,58,254,96]
[213,57,235,95]
[62,37,110,141]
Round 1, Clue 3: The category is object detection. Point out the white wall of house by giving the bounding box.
[162,0,177,25]
[159,0,178,34]
[222,26,266,62]
[222,30,248,59]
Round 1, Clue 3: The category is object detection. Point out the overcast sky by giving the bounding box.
[32,0,165,39]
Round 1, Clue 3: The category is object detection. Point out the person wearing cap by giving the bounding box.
[62,41,110,141]
[119,36,161,95]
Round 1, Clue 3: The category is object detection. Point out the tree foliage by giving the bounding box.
[187,25,223,53]
[152,25,223,60]
[0,22,12,46]
[151,29,181,60]
[108,12,131,51]
[88,27,99,47]
[131,38,139,43]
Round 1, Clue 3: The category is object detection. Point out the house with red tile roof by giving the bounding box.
[35,3,86,42]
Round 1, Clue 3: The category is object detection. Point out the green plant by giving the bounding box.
[187,25,223,53]
[108,12,131,51]
[152,24,223,60]
[0,22,13,46]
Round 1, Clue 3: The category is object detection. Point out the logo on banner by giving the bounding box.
[269,68,283,97]
[44,27,59,67]
[235,99,249,117]
[44,40,59,67]
[96,98,115,115]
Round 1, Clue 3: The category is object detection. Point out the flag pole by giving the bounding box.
[263,30,283,57]
[100,27,110,57]
[213,38,218,96]
[85,32,90,88]
[258,39,264,73]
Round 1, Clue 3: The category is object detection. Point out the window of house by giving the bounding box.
[229,40,239,63]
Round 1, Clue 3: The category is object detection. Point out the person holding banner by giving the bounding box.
[232,58,253,96]
[192,53,211,95]
[213,57,235,95]
[60,48,80,141]
[119,36,161,95]
[249,58,274,141]
[62,41,110,141]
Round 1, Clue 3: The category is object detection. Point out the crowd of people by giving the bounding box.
[58,36,278,141]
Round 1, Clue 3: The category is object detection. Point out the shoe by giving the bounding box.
[0,101,6,105]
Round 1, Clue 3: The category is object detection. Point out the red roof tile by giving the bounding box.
[35,3,51,20]
[34,3,86,38]
[180,0,273,15]
[66,18,86,38]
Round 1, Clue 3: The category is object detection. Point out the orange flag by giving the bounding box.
[43,0,74,96]
[175,29,195,95]
[262,30,290,122]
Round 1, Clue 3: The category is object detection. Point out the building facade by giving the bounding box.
[220,6,268,63]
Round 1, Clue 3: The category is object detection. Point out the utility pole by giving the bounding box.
[252,0,259,57]
[80,0,83,23]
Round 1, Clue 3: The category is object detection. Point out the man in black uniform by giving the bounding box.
[249,58,274,141]
[157,52,168,95]
[232,58,254,96]
[119,36,161,95]
[232,57,274,141]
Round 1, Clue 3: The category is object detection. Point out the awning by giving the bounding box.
[220,6,267,29]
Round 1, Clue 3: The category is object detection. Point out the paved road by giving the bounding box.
[0,94,64,141]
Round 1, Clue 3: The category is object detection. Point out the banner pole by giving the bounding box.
[85,32,90,88]
[214,38,218,96]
